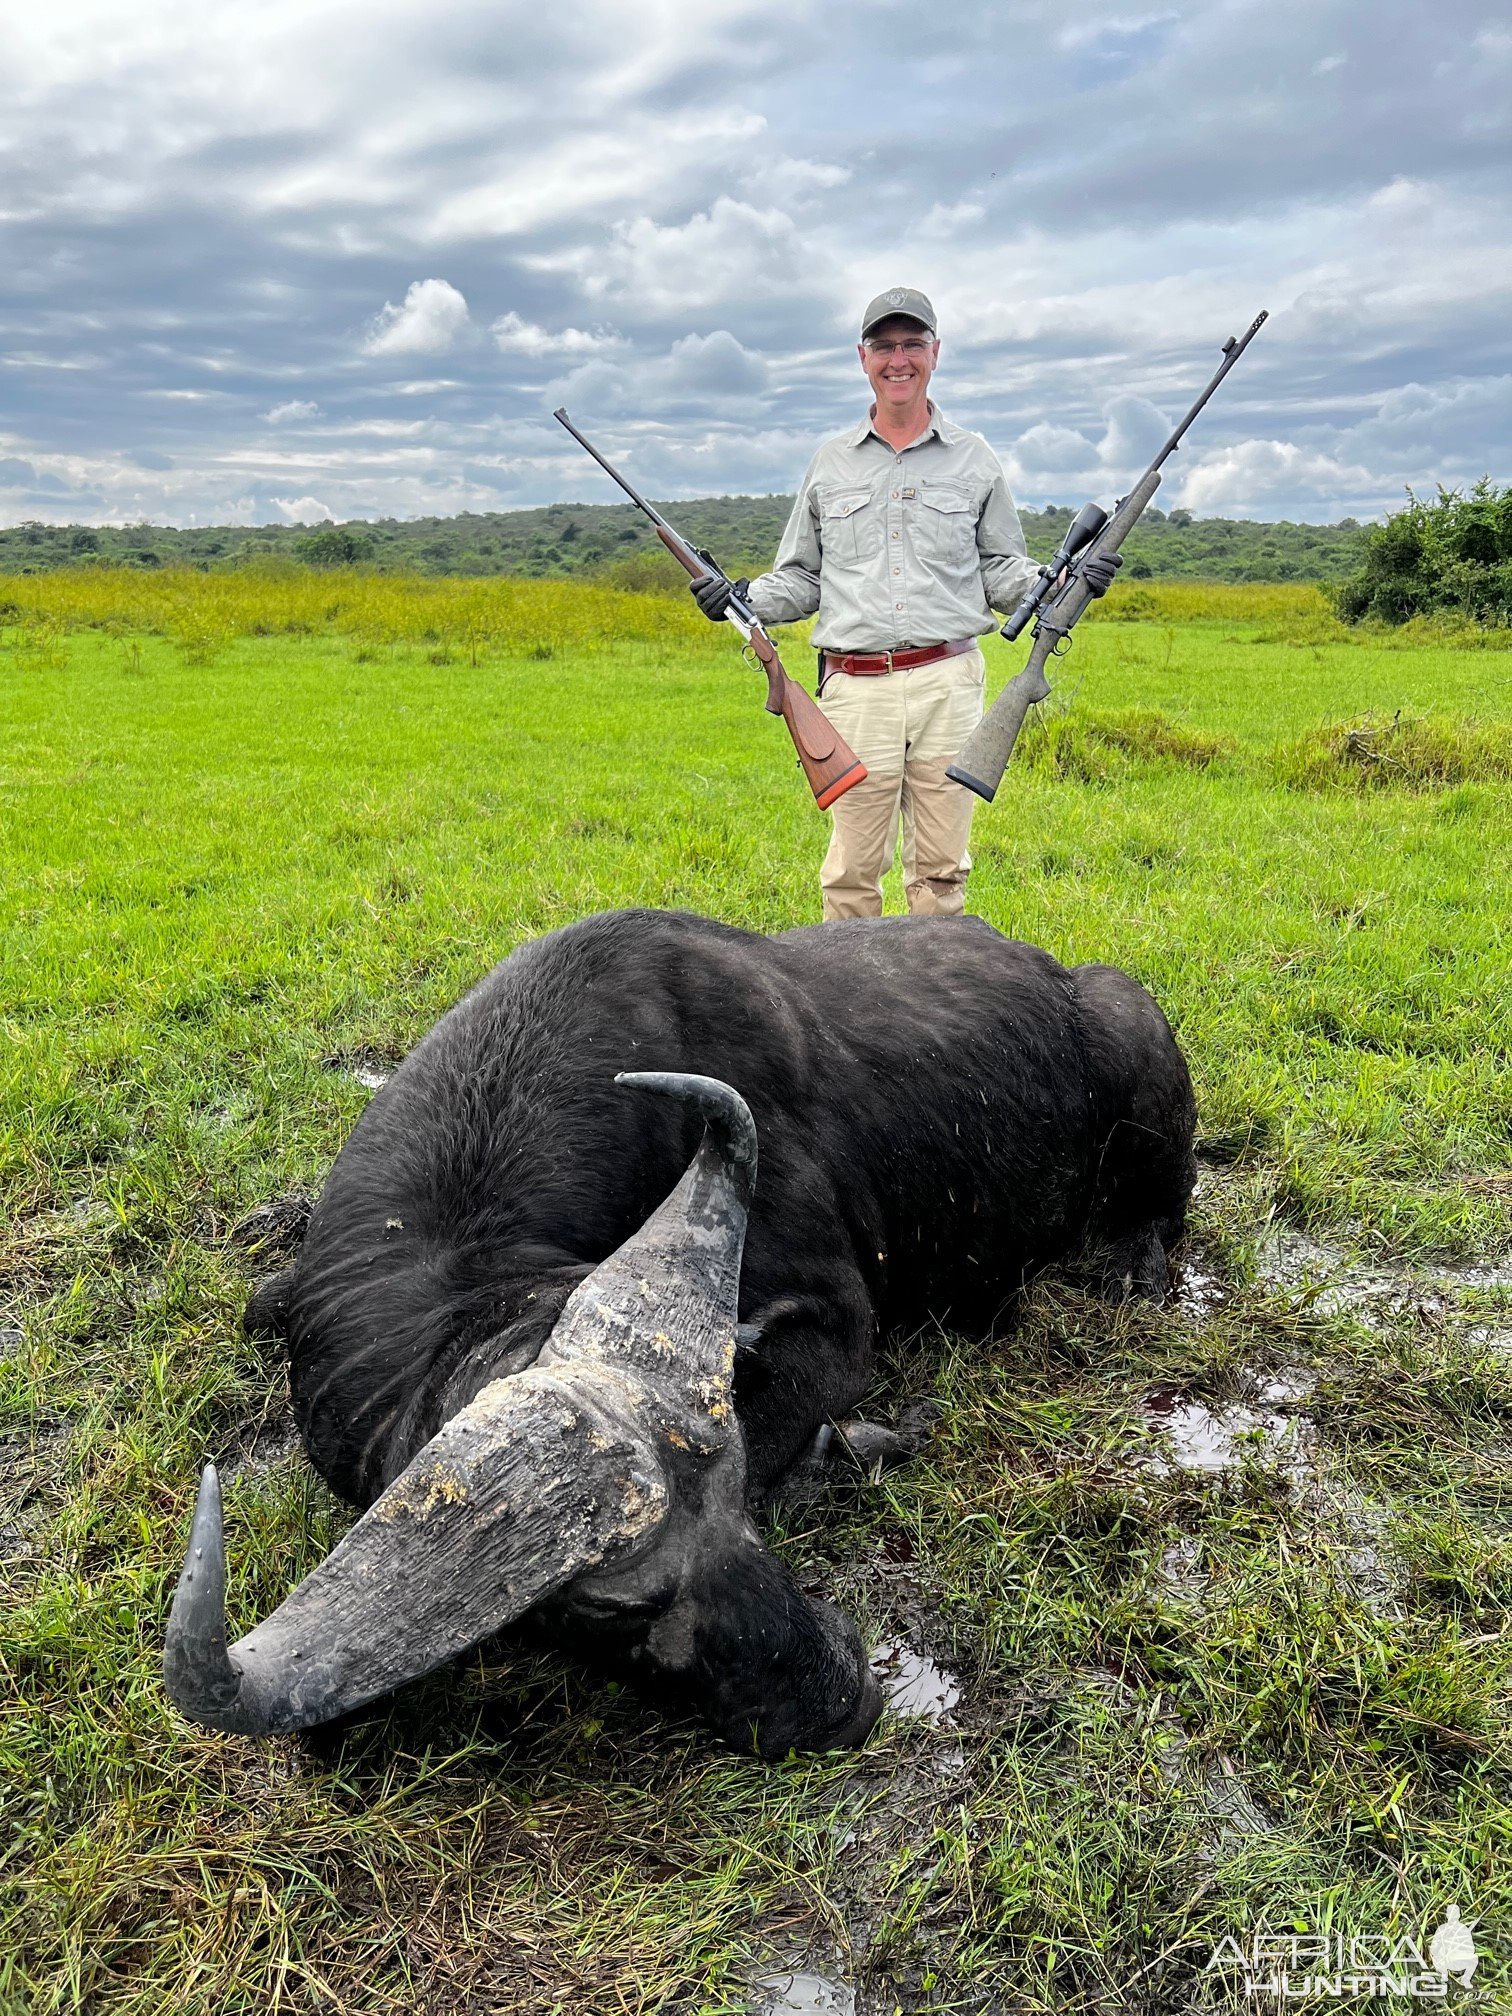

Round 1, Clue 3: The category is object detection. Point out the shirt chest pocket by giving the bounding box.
[916,482,977,566]
[819,486,882,565]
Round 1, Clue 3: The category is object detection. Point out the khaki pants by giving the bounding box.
[815,645,985,921]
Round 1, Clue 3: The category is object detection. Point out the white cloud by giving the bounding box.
[490,312,622,358]
[1175,440,1377,514]
[1057,11,1178,51]
[741,155,852,206]
[1313,52,1346,73]
[1011,423,1099,475]
[666,330,767,394]
[551,329,767,418]
[264,398,320,422]
[271,494,335,523]
[919,200,987,238]
[362,278,470,357]
[561,196,805,311]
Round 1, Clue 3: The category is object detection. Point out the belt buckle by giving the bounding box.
[884,648,896,673]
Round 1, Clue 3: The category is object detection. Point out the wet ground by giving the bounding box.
[321,1045,395,1091]
[1249,1227,1512,1322]
[31,1180,1501,2014]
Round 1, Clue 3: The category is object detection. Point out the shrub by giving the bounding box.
[1022,707,1236,782]
[1275,711,1512,791]
[295,523,376,568]
[1336,481,1512,627]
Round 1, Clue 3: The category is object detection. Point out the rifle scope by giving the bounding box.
[1001,499,1109,642]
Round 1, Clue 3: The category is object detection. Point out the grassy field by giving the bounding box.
[2,571,1509,2013]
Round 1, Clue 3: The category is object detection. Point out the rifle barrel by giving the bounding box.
[1149,310,1268,475]
[552,408,677,536]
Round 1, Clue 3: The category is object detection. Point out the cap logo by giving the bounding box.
[885,288,908,307]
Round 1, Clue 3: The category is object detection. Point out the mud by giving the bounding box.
[223,1411,303,1483]
[1139,1369,1402,1616]
[1153,1717,1275,1844]
[1070,1665,1276,1847]
[1176,1254,1228,1322]
[230,1192,314,1258]
[1141,1384,1309,1478]
[0,1417,72,1569]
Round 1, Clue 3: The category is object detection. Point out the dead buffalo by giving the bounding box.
[166,908,1195,1757]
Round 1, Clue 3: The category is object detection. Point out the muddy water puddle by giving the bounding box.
[750,1971,855,2015]
[1141,1380,1312,1478]
[1177,1231,1511,1332]
[1140,1372,1402,1614]
[870,1639,961,1722]
[1176,1254,1228,1321]
[1254,1230,1512,1321]
[321,1047,394,1091]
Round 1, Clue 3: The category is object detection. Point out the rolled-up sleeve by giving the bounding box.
[977,463,1042,614]
[745,456,822,627]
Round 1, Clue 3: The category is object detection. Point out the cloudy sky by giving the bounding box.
[4,0,1508,528]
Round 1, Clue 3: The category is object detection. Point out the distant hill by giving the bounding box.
[0,497,1368,584]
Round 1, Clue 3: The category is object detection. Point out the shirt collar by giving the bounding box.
[851,401,953,450]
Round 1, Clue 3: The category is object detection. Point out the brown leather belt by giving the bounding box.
[821,637,977,676]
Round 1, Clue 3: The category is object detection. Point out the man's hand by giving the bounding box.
[1081,550,1122,597]
[690,572,750,622]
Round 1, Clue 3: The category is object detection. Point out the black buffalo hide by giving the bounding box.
[261,908,1196,1509]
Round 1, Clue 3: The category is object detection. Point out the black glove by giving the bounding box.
[690,571,749,622]
[1081,549,1123,597]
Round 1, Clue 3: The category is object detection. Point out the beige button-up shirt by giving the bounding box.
[746,405,1041,651]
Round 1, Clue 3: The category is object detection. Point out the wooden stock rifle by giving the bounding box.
[553,408,866,811]
[947,311,1269,802]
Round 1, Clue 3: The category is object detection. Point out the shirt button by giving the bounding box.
[891,490,899,500]
[895,601,905,611]
[892,566,901,576]
[890,530,899,540]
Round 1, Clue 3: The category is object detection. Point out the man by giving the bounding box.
[691,288,1119,920]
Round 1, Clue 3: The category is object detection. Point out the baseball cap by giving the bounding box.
[860,287,938,339]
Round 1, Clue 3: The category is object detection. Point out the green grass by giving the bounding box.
[1,574,1509,2013]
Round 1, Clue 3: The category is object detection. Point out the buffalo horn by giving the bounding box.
[165,1072,757,1737]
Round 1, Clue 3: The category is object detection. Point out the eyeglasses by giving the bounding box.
[863,336,934,357]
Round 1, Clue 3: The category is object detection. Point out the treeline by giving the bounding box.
[0,497,1367,585]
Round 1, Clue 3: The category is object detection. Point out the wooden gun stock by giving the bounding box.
[654,526,866,811]
[552,412,865,811]
[745,624,867,811]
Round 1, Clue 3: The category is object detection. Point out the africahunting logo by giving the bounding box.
[1204,1906,1481,1998]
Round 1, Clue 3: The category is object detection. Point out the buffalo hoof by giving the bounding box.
[834,1398,942,1471]
[1088,1228,1172,1305]
[243,1267,296,1342]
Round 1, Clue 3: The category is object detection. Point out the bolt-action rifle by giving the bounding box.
[553,409,867,811]
[947,311,1269,802]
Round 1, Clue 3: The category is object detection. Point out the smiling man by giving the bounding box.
[693,287,1118,920]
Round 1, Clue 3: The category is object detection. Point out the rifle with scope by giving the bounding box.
[553,409,867,812]
[946,311,1269,803]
